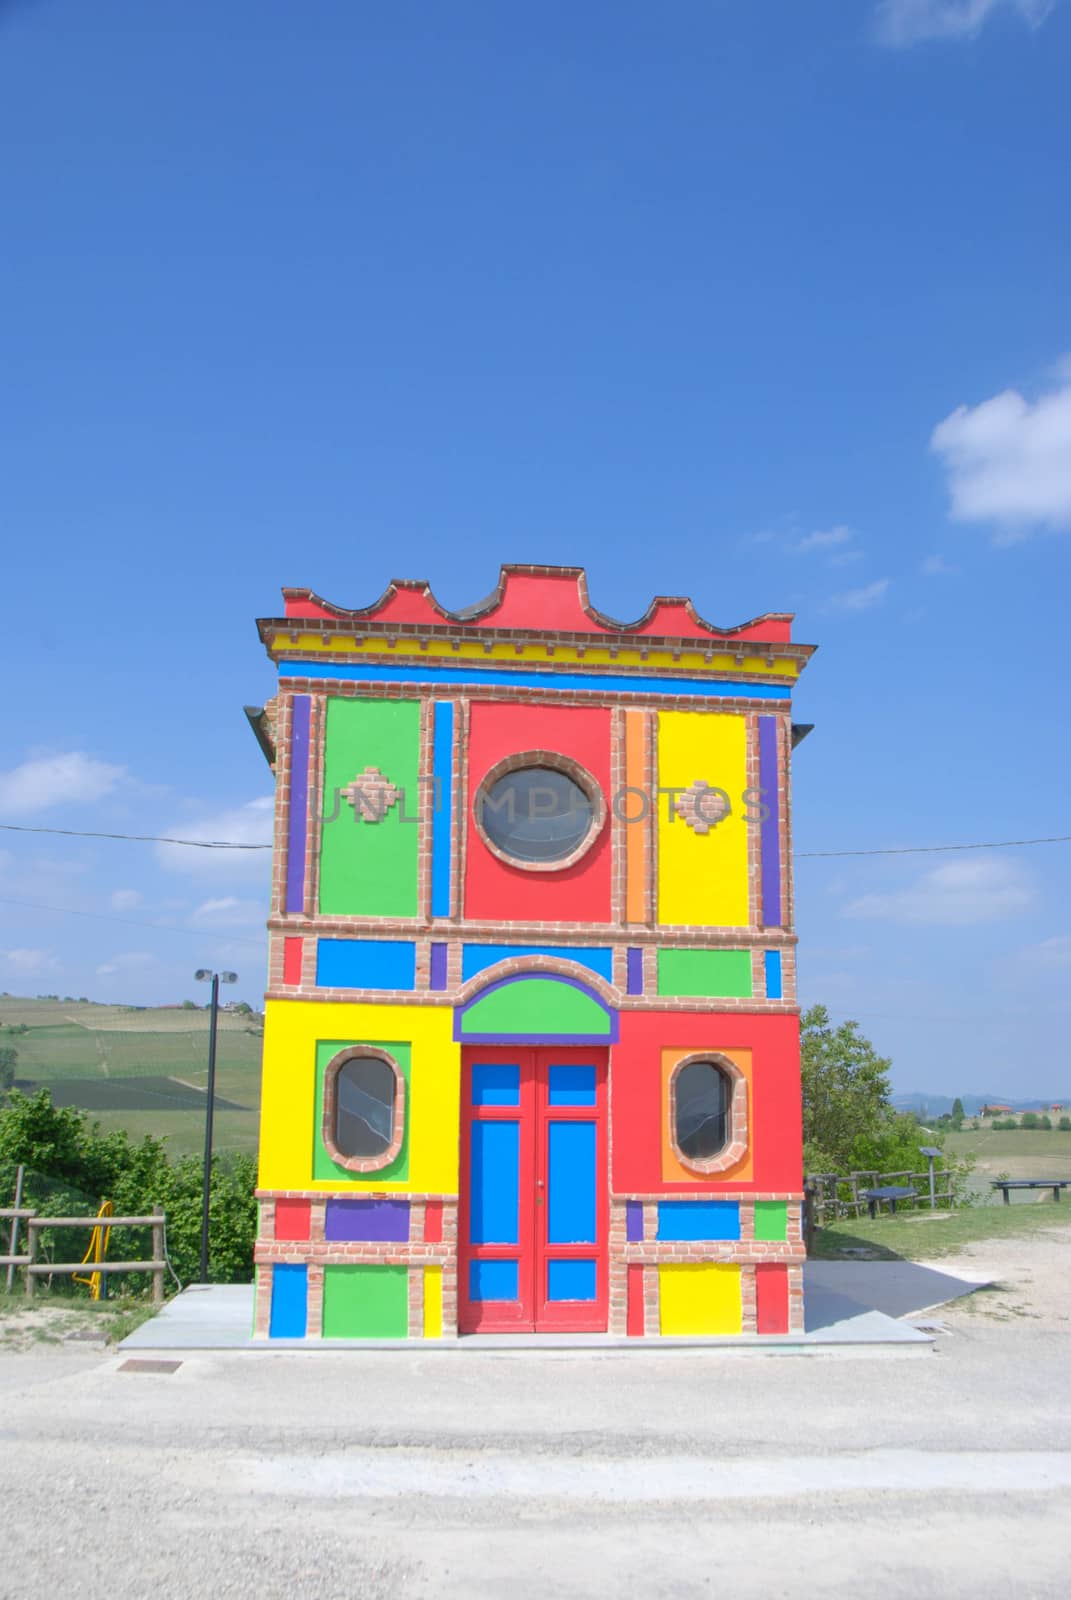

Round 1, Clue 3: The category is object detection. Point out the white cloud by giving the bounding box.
[830,578,891,611]
[1016,933,1071,967]
[155,797,274,876]
[0,752,125,817]
[875,0,1054,47]
[110,889,143,912]
[931,370,1071,536]
[1,948,60,976]
[190,896,265,927]
[95,951,156,978]
[844,857,1035,926]
[797,525,855,554]
[921,554,958,576]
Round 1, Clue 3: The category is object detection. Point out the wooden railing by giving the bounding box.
[0,1206,167,1304]
[805,1170,955,1232]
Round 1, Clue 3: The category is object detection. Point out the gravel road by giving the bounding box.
[1,1225,1068,1600]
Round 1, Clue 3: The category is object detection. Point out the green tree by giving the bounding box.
[1020,1111,1040,1130]
[951,1097,965,1124]
[0,1090,256,1287]
[0,1046,17,1091]
[801,1004,944,1175]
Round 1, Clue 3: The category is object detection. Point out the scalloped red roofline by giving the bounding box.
[281,565,796,644]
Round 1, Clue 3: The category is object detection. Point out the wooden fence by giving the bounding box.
[0,1206,167,1304]
[804,1169,955,1234]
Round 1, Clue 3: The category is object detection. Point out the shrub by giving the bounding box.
[0,1089,256,1290]
[1059,1117,1071,1132]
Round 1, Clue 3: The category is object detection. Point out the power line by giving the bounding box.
[796,834,1071,859]
[0,822,269,849]
[2,819,1070,857]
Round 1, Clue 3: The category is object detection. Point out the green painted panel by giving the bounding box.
[313,1040,411,1182]
[656,949,753,999]
[319,697,421,916]
[754,1201,788,1242]
[459,977,611,1037]
[322,1265,409,1338]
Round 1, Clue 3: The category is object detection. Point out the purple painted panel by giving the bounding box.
[626,1200,644,1242]
[626,948,644,996]
[429,942,448,991]
[758,715,782,928]
[285,696,311,915]
[325,1199,410,1242]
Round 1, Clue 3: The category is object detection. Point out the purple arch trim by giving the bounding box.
[453,970,619,1045]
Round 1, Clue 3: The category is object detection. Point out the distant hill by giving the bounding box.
[0,994,263,1158]
[893,1092,1068,1117]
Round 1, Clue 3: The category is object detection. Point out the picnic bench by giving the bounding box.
[860,1184,917,1219]
[991,1179,1070,1206]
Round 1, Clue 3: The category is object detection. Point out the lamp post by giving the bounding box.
[919,1146,942,1211]
[195,968,237,1283]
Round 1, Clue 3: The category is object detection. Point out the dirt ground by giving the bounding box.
[1,1226,1069,1600]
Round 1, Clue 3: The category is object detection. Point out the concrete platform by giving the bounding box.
[118,1259,990,1354]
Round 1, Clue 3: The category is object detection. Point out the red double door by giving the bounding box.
[458,1046,608,1334]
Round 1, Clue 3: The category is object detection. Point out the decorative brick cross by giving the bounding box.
[674,779,730,835]
[341,767,401,822]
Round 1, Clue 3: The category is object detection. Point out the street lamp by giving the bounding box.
[919,1146,942,1211]
[195,968,238,1283]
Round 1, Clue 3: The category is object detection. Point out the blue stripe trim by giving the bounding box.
[764,949,783,1000]
[461,944,614,983]
[278,660,791,700]
[431,701,453,918]
[269,1264,308,1338]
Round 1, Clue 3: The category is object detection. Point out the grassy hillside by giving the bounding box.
[944,1125,1071,1202]
[0,996,262,1158]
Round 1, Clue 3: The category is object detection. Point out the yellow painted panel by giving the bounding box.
[657,711,750,928]
[424,1265,443,1338]
[659,1264,742,1335]
[661,1048,753,1184]
[271,631,800,680]
[258,999,460,1194]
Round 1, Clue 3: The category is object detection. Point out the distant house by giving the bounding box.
[981,1103,1013,1117]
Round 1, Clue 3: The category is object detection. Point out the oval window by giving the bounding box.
[673,1060,730,1162]
[477,764,596,865]
[333,1055,397,1160]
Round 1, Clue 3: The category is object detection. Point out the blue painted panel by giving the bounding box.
[316,938,416,990]
[461,945,614,982]
[657,1201,741,1242]
[431,701,453,918]
[548,1064,597,1106]
[470,1259,519,1301]
[765,949,783,1000]
[547,1259,597,1302]
[547,1121,596,1243]
[470,1121,519,1243]
[471,1062,520,1106]
[279,660,792,701]
[269,1264,307,1338]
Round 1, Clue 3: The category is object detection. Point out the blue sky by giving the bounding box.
[2,0,1069,1096]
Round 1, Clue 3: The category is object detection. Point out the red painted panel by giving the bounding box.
[423,1200,444,1244]
[282,937,303,986]
[610,1010,803,1196]
[463,702,613,924]
[627,1263,645,1337]
[755,1264,790,1334]
[274,1199,311,1241]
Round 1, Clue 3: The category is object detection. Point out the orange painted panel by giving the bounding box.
[660,1047,753,1184]
[624,711,648,924]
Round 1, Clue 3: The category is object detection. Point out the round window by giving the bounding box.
[333,1055,397,1159]
[673,1059,730,1163]
[477,763,598,865]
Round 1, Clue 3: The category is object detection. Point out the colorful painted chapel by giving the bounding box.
[247,566,815,1340]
